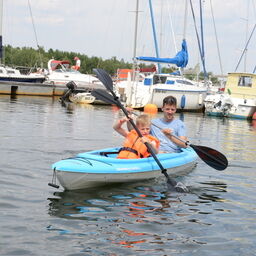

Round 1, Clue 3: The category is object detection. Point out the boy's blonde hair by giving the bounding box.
[136,114,151,126]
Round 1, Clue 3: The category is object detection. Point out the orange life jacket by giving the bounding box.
[117,130,160,159]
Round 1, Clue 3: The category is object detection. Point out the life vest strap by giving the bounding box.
[118,147,144,158]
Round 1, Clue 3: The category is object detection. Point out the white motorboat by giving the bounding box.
[45,59,102,88]
[204,72,256,119]
[0,65,45,83]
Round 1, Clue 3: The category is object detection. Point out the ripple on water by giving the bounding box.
[1,97,256,255]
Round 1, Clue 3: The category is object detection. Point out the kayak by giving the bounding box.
[52,147,198,190]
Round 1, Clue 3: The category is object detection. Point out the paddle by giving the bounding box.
[91,88,228,171]
[93,68,188,193]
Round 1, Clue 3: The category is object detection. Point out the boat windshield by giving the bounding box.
[66,69,81,74]
[54,68,81,74]
[176,79,194,85]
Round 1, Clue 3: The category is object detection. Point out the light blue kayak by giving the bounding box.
[52,147,197,190]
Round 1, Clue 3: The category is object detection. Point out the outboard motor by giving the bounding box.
[60,81,77,103]
[66,81,77,92]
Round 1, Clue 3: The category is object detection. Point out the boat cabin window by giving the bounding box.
[0,70,3,73]
[166,80,175,84]
[238,76,252,87]
[176,79,194,85]
[7,70,15,74]
[153,75,167,84]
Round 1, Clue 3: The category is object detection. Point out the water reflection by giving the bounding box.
[47,183,168,220]
[1,95,255,255]
[49,183,223,219]
[47,181,231,253]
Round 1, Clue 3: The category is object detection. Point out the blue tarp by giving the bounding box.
[136,39,188,68]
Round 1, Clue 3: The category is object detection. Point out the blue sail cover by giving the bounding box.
[136,39,188,68]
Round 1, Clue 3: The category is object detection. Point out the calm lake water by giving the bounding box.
[0,95,255,256]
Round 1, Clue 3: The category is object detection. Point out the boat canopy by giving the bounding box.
[48,59,70,71]
[136,39,188,68]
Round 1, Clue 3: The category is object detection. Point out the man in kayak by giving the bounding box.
[113,114,160,159]
[150,95,188,153]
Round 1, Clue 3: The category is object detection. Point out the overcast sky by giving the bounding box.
[2,0,256,75]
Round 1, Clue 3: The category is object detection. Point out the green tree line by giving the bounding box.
[2,45,220,85]
[2,45,133,75]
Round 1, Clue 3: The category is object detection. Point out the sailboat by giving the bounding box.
[135,39,208,111]
[116,0,209,111]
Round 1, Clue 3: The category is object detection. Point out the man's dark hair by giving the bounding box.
[162,96,177,107]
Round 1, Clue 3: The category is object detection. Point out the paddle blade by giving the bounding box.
[91,89,117,105]
[190,144,228,171]
[93,68,113,91]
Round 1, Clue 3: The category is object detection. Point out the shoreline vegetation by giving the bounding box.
[2,45,219,85]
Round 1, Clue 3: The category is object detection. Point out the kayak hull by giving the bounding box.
[52,147,197,190]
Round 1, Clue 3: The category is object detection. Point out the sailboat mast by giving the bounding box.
[132,0,139,60]
[132,0,139,81]
[148,0,161,73]
[0,0,3,62]
[199,0,207,80]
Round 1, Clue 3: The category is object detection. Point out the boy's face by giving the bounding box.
[137,124,150,136]
[162,104,177,121]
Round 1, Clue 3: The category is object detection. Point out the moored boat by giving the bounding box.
[45,59,102,88]
[204,72,256,119]
[0,65,45,83]
[52,147,198,190]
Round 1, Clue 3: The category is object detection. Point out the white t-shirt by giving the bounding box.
[76,59,81,67]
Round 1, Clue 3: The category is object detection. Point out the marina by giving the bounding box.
[1,0,256,255]
[1,95,255,255]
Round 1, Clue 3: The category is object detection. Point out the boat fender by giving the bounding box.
[180,95,186,109]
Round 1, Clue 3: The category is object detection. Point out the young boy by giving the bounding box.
[151,96,187,153]
[113,114,160,159]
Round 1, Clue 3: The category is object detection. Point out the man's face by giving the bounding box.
[162,104,177,121]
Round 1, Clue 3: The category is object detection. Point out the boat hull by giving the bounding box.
[204,93,256,119]
[52,147,197,190]
[116,74,209,111]
[69,92,95,104]
[151,87,207,111]
[0,76,45,83]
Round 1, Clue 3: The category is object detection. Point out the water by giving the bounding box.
[0,95,255,256]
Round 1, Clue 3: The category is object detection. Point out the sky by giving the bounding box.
[2,0,256,76]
